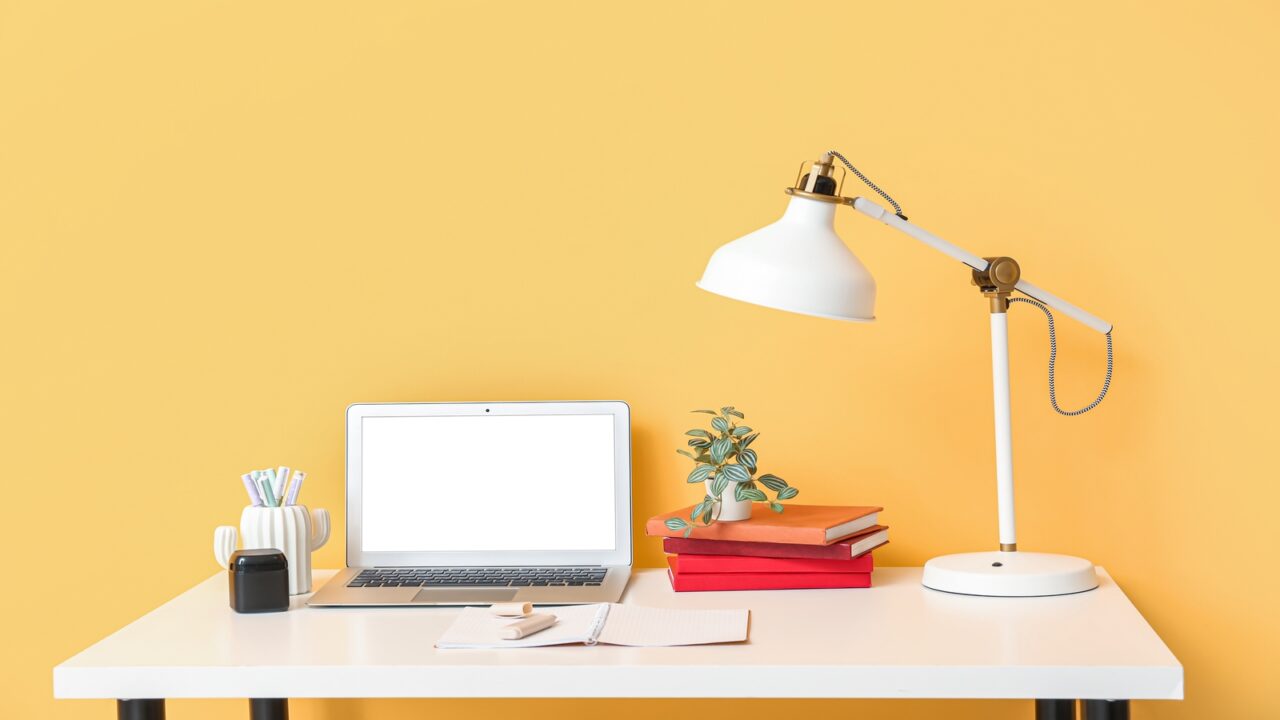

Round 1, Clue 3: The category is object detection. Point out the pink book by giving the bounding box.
[662,526,888,560]
[666,557,872,592]
[672,553,873,574]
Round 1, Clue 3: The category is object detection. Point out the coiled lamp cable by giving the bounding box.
[1009,297,1113,416]
[822,150,1112,416]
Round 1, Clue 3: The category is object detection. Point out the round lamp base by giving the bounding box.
[922,551,1099,597]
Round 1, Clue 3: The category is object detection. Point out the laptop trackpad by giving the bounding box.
[413,588,518,604]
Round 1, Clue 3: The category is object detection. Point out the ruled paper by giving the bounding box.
[595,604,750,647]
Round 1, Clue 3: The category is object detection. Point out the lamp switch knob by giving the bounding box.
[973,256,1021,293]
[988,257,1021,286]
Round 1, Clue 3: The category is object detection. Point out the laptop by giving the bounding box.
[308,401,633,606]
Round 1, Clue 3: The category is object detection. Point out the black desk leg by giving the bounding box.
[250,698,289,720]
[117,699,165,720]
[1081,700,1130,720]
[1035,699,1077,719]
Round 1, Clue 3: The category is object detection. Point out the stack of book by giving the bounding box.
[645,504,887,591]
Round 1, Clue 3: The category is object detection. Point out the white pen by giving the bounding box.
[276,467,291,502]
[274,466,290,504]
[285,470,306,506]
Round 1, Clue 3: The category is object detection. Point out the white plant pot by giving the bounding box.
[214,505,331,595]
[705,479,753,522]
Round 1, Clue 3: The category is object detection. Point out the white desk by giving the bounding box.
[54,568,1181,720]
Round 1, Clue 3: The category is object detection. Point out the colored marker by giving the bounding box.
[285,471,306,506]
[259,478,278,507]
[264,469,281,504]
[275,467,291,503]
[240,473,264,506]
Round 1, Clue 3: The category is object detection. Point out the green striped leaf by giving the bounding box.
[710,437,732,463]
[740,432,759,448]
[688,438,711,448]
[777,486,799,500]
[731,425,752,437]
[718,463,750,484]
[685,429,712,439]
[664,517,689,531]
[691,409,718,415]
[686,464,713,484]
[737,448,757,471]
[691,500,710,521]
[737,486,767,502]
[710,473,730,497]
[769,501,784,513]
[758,474,787,491]
[711,416,729,433]
[676,449,696,459]
[721,407,743,418]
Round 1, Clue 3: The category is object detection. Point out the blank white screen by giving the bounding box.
[361,414,616,552]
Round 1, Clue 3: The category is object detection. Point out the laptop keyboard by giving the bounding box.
[348,568,607,588]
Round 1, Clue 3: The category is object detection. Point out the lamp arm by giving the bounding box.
[849,197,1113,334]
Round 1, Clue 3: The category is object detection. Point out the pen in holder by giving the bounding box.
[214,505,330,595]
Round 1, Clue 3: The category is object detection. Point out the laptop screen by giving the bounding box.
[360,413,617,553]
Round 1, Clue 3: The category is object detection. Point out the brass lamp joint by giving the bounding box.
[972,256,1021,313]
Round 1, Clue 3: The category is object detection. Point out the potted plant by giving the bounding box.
[665,406,799,537]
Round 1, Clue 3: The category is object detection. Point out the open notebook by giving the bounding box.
[435,603,749,649]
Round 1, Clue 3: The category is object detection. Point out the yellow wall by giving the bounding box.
[3,1,1277,717]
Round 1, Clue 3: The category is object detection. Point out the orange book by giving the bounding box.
[645,504,882,545]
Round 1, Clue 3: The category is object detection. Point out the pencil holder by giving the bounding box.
[214,505,330,595]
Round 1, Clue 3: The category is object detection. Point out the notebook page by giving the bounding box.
[435,604,607,649]
[596,604,749,647]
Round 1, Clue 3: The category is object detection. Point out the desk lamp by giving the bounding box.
[698,151,1113,597]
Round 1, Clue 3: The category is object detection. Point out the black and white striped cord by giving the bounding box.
[826,149,907,219]
[820,152,1110,414]
[1009,297,1113,416]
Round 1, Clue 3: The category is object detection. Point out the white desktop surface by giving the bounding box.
[54,568,1182,701]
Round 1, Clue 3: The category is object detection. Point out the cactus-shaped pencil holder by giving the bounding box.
[214,505,330,595]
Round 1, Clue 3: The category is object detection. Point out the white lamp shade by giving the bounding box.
[697,195,876,322]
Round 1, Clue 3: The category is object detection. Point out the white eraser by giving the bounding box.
[490,601,533,617]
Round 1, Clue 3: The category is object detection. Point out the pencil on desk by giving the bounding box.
[500,613,557,640]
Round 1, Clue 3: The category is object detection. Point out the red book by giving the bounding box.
[662,526,888,561]
[666,557,872,592]
[672,553,873,574]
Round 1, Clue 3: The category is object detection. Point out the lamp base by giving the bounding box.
[922,551,1099,597]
